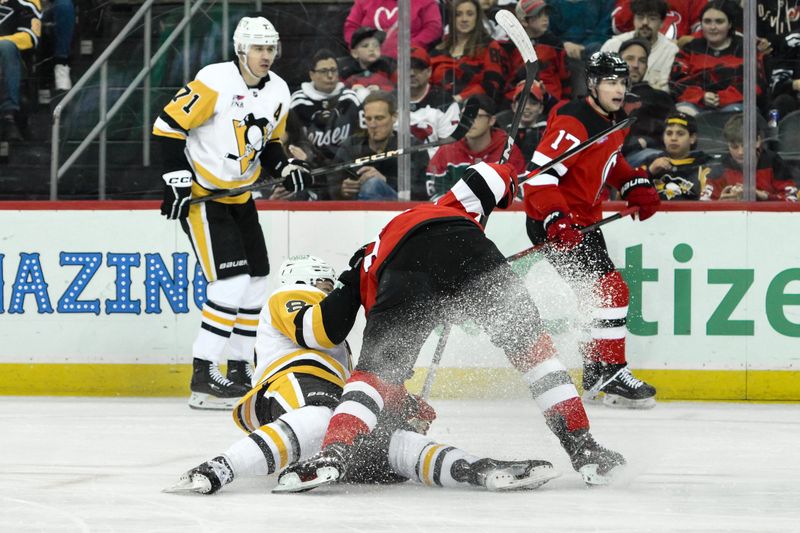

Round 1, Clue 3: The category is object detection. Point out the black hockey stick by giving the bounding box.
[189,105,480,205]
[420,10,538,400]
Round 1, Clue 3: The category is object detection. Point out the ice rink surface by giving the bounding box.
[2,397,798,533]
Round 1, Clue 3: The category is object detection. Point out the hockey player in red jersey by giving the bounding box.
[524,51,660,409]
[275,161,626,493]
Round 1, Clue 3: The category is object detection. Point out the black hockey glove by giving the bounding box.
[338,244,368,288]
[160,169,193,220]
[450,96,480,141]
[277,158,314,193]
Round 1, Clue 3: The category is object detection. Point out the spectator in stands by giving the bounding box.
[612,0,707,44]
[495,79,549,163]
[509,0,571,102]
[0,0,41,141]
[430,0,506,104]
[707,114,798,201]
[618,37,675,165]
[547,0,615,95]
[426,94,526,200]
[339,27,396,96]
[343,0,442,58]
[408,46,461,146]
[330,90,429,201]
[601,0,678,91]
[43,0,75,91]
[758,1,800,120]
[644,111,715,200]
[478,0,511,40]
[670,1,765,116]
[289,49,363,167]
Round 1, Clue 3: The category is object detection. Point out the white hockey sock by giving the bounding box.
[228,276,267,361]
[388,430,478,488]
[193,275,250,364]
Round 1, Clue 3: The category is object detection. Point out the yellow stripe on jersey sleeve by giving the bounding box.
[162,79,219,133]
[268,288,326,344]
[307,305,336,349]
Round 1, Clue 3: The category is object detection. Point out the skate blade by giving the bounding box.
[272,466,340,494]
[485,465,561,492]
[162,474,211,495]
[188,392,239,411]
[602,394,656,410]
[578,463,625,487]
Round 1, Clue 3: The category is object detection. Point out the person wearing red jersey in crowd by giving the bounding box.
[495,80,550,162]
[343,0,442,59]
[429,0,507,104]
[707,114,798,201]
[275,161,627,493]
[612,0,708,43]
[524,52,661,409]
[670,1,766,116]
[408,46,462,147]
[506,0,571,103]
[338,27,396,95]
[601,0,678,92]
[426,94,526,200]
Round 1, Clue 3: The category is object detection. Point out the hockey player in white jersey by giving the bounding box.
[152,16,314,410]
[164,255,558,495]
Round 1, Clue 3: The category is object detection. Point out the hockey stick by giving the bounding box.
[420,10,537,400]
[189,105,480,205]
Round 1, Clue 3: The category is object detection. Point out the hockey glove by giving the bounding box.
[450,96,481,140]
[620,176,660,221]
[400,394,437,435]
[338,244,368,288]
[544,212,583,251]
[160,169,193,220]
[278,158,314,193]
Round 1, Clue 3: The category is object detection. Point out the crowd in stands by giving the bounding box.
[270,0,800,202]
[2,0,799,204]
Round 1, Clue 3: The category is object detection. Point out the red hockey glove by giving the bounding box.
[620,176,660,221]
[544,212,583,251]
[401,394,437,435]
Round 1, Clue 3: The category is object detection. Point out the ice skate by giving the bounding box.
[272,444,347,493]
[564,429,626,486]
[188,358,250,410]
[583,362,656,409]
[163,455,234,495]
[452,458,560,491]
[226,359,254,388]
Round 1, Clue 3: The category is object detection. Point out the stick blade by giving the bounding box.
[495,10,538,65]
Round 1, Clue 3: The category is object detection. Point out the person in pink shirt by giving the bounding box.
[343,0,443,58]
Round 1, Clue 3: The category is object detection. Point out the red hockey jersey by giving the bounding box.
[611,0,706,39]
[523,98,634,227]
[359,162,517,314]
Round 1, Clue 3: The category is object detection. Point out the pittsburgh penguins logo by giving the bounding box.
[226,113,271,174]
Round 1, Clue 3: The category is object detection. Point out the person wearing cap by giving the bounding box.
[408,46,462,146]
[508,0,571,102]
[601,0,678,91]
[425,94,526,200]
[495,80,549,161]
[338,26,396,96]
[618,37,675,167]
[430,0,507,104]
[643,111,715,200]
[342,0,442,59]
[612,0,707,44]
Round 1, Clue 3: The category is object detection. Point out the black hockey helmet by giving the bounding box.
[586,51,630,86]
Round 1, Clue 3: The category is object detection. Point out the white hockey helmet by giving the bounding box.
[233,16,280,57]
[279,255,336,287]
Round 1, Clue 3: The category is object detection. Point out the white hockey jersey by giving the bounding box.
[252,284,351,389]
[153,61,290,202]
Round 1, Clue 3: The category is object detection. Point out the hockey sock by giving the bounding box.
[224,406,331,477]
[322,371,407,449]
[388,430,478,488]
[587,270,628,365]
[192,274,249,363]
[523,357,589,435]
[228,276,267,361]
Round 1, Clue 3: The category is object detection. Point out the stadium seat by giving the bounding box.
[778,109,800,160]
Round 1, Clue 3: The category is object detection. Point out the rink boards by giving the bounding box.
[0,201,798,400]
